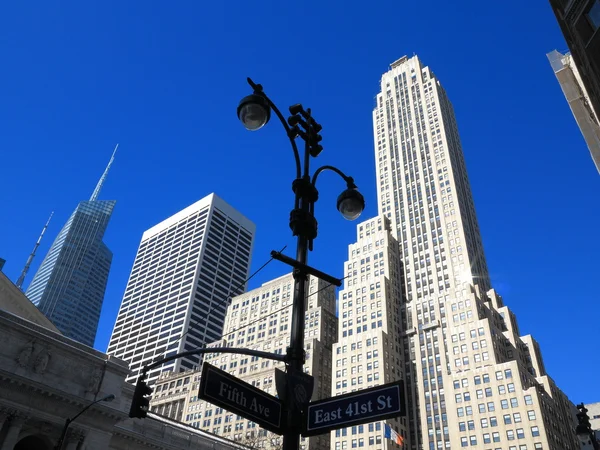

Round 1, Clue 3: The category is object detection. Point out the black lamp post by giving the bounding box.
[238,78,365,450]
[54,394,115,450]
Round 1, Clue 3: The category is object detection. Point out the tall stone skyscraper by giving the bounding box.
[149,273,337,450]
[107,193,255,385]
[331,214,408,450]
[369,55,578,450]
[26,146,118,347]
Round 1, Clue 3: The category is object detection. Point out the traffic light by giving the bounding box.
[129,376,153,419]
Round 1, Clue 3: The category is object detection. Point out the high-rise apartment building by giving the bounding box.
[368,55,579,450]
[547,50,600,173]
[107,193,255,385]
[331,214,408,450]
[150,273,337,450]
[26,147,117,346]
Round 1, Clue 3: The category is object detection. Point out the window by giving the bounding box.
[459,421,466,432]
[483,433,491,444]
[481,418,489,428]
[498,385,506,394]
[470,436,477,446]
[507,430,515,441]
[513,412,522,423]
[493,432,500,442]
[490,416,498,427]
[534,443,542,449]
[504,414,512,425]
[531,426,540,437]
[524,395,533,405]
[474,375,481,385]
[588,0,600,29]
[511,398,519,408]
[467,420,475,430]
[527,410,536,421]
[501,400,509,410]
[461,437,468,447]
[516,428,525,439]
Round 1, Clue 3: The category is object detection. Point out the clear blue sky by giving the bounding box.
[1,1,598,404]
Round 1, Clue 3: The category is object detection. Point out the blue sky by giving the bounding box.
[1,1,598,404]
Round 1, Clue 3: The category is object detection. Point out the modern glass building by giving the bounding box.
[26,147,117,347]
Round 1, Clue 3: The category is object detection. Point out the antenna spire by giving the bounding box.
[16,212,54,290]
[90,144,118,201]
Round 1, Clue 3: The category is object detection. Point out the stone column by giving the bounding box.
[0,408,11,431]
[0,414,27,450]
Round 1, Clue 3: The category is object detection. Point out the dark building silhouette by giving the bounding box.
[549,0,600,122]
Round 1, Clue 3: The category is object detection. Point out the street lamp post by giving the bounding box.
[238,78,365,450]
[54,394,115,450]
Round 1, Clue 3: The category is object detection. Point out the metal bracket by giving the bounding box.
[270,251,342,287]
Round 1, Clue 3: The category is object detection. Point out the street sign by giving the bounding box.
[198,363,284,434]
[303,380,405,436]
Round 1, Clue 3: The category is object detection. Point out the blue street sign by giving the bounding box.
[304,380,405,436]
[199,363,284,434]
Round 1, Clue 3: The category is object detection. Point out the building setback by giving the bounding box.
[369,55,579,450]
[107,193,255,385]
[331,214,408,450]
[26,147,117,347]
[150,273,337,450]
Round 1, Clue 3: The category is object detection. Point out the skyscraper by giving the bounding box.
[150,272,337,450]
[331,214,408,450]
[369,55,578,450]
[107,193,255,385]
[547,50,600,173]
[26,146,118,347]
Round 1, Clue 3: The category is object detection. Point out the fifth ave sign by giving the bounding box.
[304,380,404,436]
[198,363,283,434]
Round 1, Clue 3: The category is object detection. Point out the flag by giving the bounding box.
[384,423,404,446]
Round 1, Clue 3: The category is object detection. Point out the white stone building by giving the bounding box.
[331,214,408,450]
[107,193,255,385]
[0,271,245,450]
[150,273,337,450]
[369,54,579,450]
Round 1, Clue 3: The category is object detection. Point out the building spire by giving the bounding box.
[16,211,54,290]
[90,144,118,201]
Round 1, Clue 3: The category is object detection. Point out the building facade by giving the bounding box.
[549,0,600,131]
[150,273,338,450]
[107,193,255,385]
[371,55,579,450]
[331,214,409,450]
[26,149,117,347]
[587,401,600,432]
[547,49,600,173]
[0,270,245,450]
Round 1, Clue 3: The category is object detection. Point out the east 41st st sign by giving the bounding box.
[304,380,405,436]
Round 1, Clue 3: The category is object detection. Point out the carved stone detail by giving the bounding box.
[86,367,103,393]
[15,341,35,368]
[33,348,51,374]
